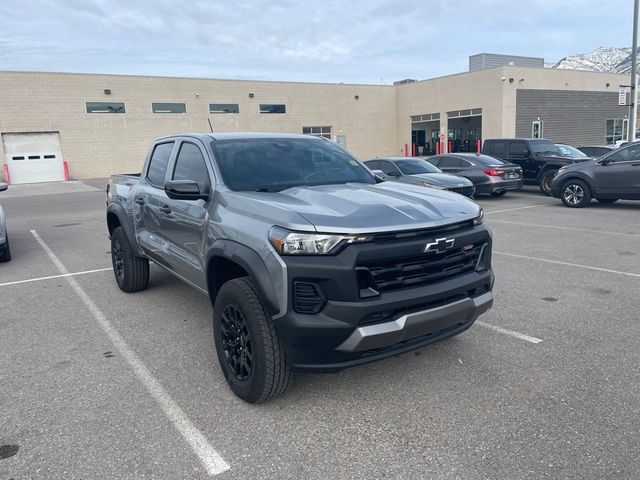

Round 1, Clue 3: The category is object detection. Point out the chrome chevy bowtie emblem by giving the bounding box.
[424,237,455,254]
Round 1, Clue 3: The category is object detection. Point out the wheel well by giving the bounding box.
[107,212,121,236]
[207,257,249,305]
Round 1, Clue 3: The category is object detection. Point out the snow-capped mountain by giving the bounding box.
[553,47,632,72]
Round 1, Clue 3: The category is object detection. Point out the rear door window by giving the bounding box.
[379,161,401,176]
[489,142,506,156]
[508,142,528,157]
[605,144,640,163]
[438,157,463,168]
[147,142,174,188]
[172,142,211,193]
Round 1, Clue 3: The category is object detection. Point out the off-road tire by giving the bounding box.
[560,179,591,208]
[213,277,291,403]
[111,226,149,292]
[0,234,11,262]
[539,169,558,196]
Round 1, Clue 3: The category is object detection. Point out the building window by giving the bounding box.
[303,126,331,139]
[86,102,126,114]
[259,104,286,114]
[606,119,628,144]
[152,102,186,114]
[209,103,239,114]
[532,120,543,139]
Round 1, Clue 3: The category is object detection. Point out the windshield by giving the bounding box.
[529,140,560,155]
[212,138,374,192]
[395,159,442,175]
[555,144,588,158]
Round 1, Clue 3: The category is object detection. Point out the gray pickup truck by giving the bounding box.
[106,132,494,403]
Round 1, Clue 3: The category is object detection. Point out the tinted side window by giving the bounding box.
[428,156,441,167]
[172,143,211,192]
[147,142,174,188]
[508,142,528,156]
[606,144,640,163]
[364,160,379,170]
[438,157,462,168]
[489,142,506,156]
[379,161,400,175]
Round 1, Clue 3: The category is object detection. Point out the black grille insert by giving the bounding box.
[358,243,485,293]
[293,281,325,314]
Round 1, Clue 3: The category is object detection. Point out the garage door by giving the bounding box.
[2,132,66,184]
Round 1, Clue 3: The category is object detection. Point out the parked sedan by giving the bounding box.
[576,145,617,158]
[551,141,640,207]
[0,182,11,262]
[364,157,475,197]
[426,153,523,197]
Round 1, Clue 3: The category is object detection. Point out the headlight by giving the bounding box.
[269,226,371,255]
[473,209,484,226]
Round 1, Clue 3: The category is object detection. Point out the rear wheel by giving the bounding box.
[561,179,591,208]
[490,190,507,197]
[596,198,618,204]
[111,226,149,292]
[539,170,558,196]
[213,277,291,403]
[0,234,11,262]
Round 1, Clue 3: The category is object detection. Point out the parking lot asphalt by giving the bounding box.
[1,182,639,479]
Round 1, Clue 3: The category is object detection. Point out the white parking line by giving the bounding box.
[484,203,556,215]
[0,268,111,288]
[489,219,640,238]
[494,251,640,278]
[30,230,230,477]
[476,321,543,344]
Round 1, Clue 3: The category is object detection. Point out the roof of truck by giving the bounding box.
[156,132,324,142]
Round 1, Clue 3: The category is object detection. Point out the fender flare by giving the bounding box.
[106,203,144,256]
[555,173,598,195]
[206,240,281,316]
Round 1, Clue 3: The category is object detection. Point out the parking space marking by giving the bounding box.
[30,230,230,477]
[476,321,543,344]
[484,203,556,215]
[495,251,640,278]
[488,220,640,238]
[0,268,111,288]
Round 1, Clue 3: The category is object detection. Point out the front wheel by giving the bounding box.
[213,277,291,403]
[561,179,591,208]
[539,170,558,196]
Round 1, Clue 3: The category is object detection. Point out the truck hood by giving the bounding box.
[536,154,590,164]
[408,173,473,187]
[226,182,480,234]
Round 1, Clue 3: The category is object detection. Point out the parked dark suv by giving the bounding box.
[482,138,590,195]
[551,141,640,207]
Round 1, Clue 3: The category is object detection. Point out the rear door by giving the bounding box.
[593,145,640,198]
[435,156,464,173]
[378,160,402,178]
[160,140,213,288]
[134,141,176,265]
[506,141,534,178]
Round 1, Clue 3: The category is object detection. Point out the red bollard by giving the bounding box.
[435,142,440,155]
[404,144,408,157]
[63,160,70,181]
[476,139,481,153]
[412,143,417,156]
[448,140,452,153]
[3,164,10,185]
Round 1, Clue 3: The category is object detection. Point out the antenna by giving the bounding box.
[207,118,214,133]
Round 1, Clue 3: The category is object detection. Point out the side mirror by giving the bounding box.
[165,180,209,201]
[599,158,611,166]
[0,182,8,192]
[386,171,401,177]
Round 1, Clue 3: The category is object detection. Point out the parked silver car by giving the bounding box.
[0,182,10,262]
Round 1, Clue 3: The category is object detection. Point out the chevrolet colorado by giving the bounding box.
[106,133,494,403]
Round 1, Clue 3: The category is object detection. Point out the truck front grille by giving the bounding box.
[357,242,485,294]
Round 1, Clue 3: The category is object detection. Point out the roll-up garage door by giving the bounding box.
[3,132,66,184]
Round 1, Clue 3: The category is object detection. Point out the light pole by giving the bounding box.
[629,0,639,142]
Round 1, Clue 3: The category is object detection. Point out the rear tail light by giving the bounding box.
[483,168,505,176]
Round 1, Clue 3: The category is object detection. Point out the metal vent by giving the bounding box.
[293,282,325,314]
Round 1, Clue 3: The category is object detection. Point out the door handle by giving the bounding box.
[135,197,145,205]
[159,205,172,214]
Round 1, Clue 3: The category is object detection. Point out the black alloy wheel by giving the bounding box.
[112,238,125,282]
[220,304,253,381]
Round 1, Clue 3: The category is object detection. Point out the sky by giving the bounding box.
[0,0,636,84]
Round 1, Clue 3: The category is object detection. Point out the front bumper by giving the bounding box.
[272,224,494,372]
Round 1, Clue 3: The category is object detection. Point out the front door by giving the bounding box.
[161,140,212,289]
[593,144,640,198]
